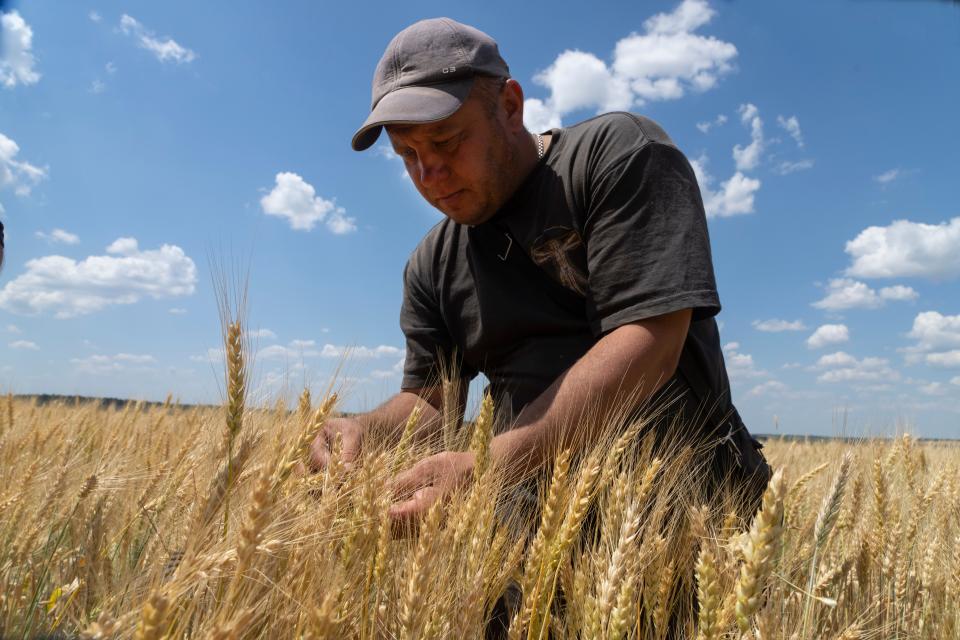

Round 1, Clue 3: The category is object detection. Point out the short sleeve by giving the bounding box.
[399,255,476,390]
[583,141,721,336]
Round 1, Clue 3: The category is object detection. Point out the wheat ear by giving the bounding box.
[735,468,786,632]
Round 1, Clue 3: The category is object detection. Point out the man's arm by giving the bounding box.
[387,308,691,521]
[357,380,469,445]
[309,380,468,471]
[490,307,691,481]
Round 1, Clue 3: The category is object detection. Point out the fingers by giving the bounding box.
[389,486,442,537]
[307,433,329,473]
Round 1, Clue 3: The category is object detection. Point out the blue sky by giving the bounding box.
[1,0,958,438]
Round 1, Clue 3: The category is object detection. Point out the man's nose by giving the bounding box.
[417,152,448,187]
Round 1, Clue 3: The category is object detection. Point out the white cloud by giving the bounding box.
[812,278,917,311]
[1,11,41,88]
[71,352,156,374]
[9,339,38,350]
[844,217,960,280]
[951,376,960,386]
[260,172,357,234]
[249,328,277,340]
[813,351,899,384]
[878,285,918,302]
[806,324,850,349]
[732,103,764,171]
[190,347,223,364]
[926,350,960,368]
[168,307,187,315]
[696,113,727,133]
[690,154,760,218]
[874,169,900,184]
[90,79,106,94]
[773,159,814,175]
[35,228,80,245]
[722,342,766,379]
[371,357,405,379]
[907,311,960,351]
[105,61,117,74]
[257,340,402,361]
[0,131,47,197]
[748,380,786,397]
[917,381,947,396]
[319,344,403,359]
[89,11,102,23]
[0,237,197,318]
[902,311,960,369]
[119,14,196,64]
[752,318,806,332]
[5,324,21,333]
[523,0,737,129]
[776,115,804,148]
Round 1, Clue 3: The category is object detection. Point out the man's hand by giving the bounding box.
[389,451,475,527]
[308,416,364,472]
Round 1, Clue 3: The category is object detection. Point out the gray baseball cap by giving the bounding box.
[351,18,510,152]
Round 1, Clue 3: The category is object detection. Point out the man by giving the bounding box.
[310,18,769,524]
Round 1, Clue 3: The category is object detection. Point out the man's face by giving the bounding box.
[386,84,517,226]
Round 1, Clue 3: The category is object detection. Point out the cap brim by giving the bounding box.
[351,77,475,151]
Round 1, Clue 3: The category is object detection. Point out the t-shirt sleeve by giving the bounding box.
[583,141,721,336]
[399,255,468,390]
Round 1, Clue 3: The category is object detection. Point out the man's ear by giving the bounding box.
[501,79,526,132]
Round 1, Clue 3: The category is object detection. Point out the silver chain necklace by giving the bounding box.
[535,133,544,160]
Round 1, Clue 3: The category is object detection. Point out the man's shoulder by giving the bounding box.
[561,112,678,152]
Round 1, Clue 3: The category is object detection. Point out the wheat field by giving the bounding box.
[1,333,958,639]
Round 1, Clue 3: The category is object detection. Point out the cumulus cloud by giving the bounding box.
[71,352,156,374]
[844,217,960,280]
[926,351,960,368]
[260,172,357,234]
[1,11,40,88]
[812,351,899,384]
[249,328,277,340]
[696,113,727,134]
[732,103,764,171]
[5,324,21,333]
[119,14,196,64]
[689,154,760,218]
[35,228,79,245]
[951,376,960,386]
[773,159,814,175]
[902,311,960,369]
[806,324,850,349]
[722,342,766,379]
[168,307,187,315]
[0,237,197,318]
[812,278,917,311]
[257,340,402,361]
[89,11,102,23]
[523,0,737,129]
[776,115,804,148]
[748,380,786,397]
[907,311,960,351]
[752,318,806,332]
[1,131,47,197]
[9,339,38,350]
[371,357,405,379]
[874,169,899,184]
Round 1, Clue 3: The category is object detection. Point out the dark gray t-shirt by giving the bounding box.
[399,112,737,433]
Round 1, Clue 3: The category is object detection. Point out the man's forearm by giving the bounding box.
[356,391,442,444]
[489,310,691,482]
